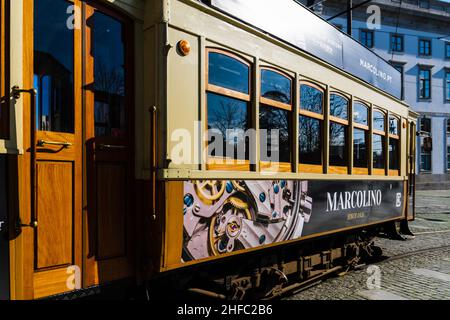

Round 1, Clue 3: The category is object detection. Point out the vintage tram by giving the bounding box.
[0,0,418,300]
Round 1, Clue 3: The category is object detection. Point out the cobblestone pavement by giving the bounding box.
[286,190,450,300]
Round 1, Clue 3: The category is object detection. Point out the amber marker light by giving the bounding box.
[177,40,191,56]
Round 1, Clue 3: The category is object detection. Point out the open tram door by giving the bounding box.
[407,111,419,222]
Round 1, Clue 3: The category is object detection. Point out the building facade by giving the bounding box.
[303,0,450,188]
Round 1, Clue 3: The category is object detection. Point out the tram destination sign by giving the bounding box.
[203,0,402,99]
[182,179,404,262]
[0,156,10,300]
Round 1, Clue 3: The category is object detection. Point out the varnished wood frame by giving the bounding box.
[298,81,325,174]
[352,100,370,175]
[259,66,293,172]
[0,0,9,139]
[205,48,252,171]
[388,115,401,176]
[83,0,136,287]
[329,92,350,174]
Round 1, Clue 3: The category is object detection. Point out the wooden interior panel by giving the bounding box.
[96,163,127,260]
[36,161,73,270]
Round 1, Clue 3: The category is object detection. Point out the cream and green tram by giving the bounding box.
[0,0,417,300]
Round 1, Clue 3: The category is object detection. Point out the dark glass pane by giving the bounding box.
[353,102,368,125]
[208,52,249,94]
[93,11,126,137]
[299,116,322,165]
[34,0,74,133]
[207,93,249,160]
[389,117,399,135]
[329,122,347,167]
[420,118,431,133]
[373,134,385,169]
[330,94,348,120]
[353,128,367,168]
[261,69,291,104]
[389,139,399,170]
[300,84,323,114]
[373,110,385,131]
[446,73,450,101]
[259,105,291,163]
[420,154,431,171]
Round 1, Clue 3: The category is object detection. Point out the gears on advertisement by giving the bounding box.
[182,179,404,262]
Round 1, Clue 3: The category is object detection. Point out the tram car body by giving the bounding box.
[0,0,418,299]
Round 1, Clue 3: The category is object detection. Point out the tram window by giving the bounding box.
[329,93,349,168]
[208,51,249,94]
[300,84,323,114]
[330,94,348,120]
[0,0,7,139]
[389,117,399,135]
[373,110,385,132]
[299,83,324,169]
[259,69,292,165]
[353,128,368,168]
[260,105,291,163]
[34,0,74,133]
[389,139,399,170]
[353,102,368,126]
[261,69,291,104]
[329,122,347,167]
[206,50,251,165]
[299,116,322,165]
[373,134,385,169]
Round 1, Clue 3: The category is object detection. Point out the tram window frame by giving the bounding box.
[329,92,349,173]
[205,48,252,171]
[352,101,370,175]
[388,115,401,175]
[259,67,293,172]
[298,81,325,173]
[372,108,387,175]
[0,0,9,139]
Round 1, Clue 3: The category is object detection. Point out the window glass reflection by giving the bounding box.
[373,110,385,132]
[208,52,249,94]
[207,93,250,160]
[353,128,368,168]
[373,134,385,169]
[330,94,348,120]
[299,116,322,165]
[353,102,368,126]
[261,70,291,104]
[330,122,347,166]
[259,105,291,163]
[389,117,399,135]
[300,84,323,114]
[34,0,74,133]
[389,139,399,170]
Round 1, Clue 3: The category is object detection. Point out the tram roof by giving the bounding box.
[200,0,402,100]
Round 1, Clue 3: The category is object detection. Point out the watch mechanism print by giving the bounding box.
[182,180,313,262]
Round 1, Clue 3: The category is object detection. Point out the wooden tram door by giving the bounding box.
[21,0,134,298]
[83,2,135,287]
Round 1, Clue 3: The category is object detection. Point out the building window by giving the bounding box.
[0,0,8,139]
[372,110,386,173]
[353,102,369,174]
[392,64,404,100]
[419,117,432,173]
[446,43,450,59]
[206,49,251,168]
[299,82,324,172]
[329,93,349,170]
[447,119,450,172]
[389,116,400,172]
[390,34,404,52]
[446,71,450,102]
[361,30,374,48]
[259,68,292,171]
[418,39,431,56]
[419,68,431,99]
[419,0,430,9]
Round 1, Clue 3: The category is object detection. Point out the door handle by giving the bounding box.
[97,144,127,150]
[37,139,72,148]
